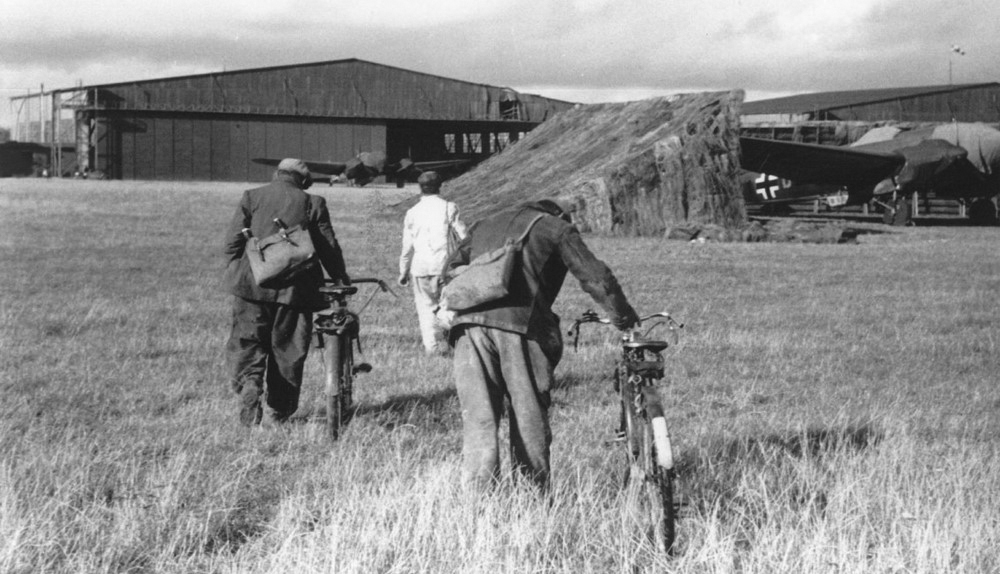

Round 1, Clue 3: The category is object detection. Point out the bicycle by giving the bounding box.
[568,309,683,553]
[314,277,395,440]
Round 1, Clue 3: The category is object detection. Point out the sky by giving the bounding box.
[1,0,997,131]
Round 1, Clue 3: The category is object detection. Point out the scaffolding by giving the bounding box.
[9,86,97,177]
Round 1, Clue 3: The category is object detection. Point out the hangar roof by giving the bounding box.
[56,58,560,99]
[40,58,574,124]
[742,83,999,115]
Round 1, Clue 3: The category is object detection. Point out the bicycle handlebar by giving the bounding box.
[324,277,397,296]
[320,277,398,317]
[567,309,683,351]
[568,310,681,332]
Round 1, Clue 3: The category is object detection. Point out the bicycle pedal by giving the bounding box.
[352,363,373,375]
[605,432,627,445]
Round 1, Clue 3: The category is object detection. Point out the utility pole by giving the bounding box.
[39,84,44,143]
[949,44,965,85]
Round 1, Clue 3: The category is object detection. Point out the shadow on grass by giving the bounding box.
[738,424,882,461]
[204,488,280,555]
[356,388,457,417]
[678,423,884,475]
[676,423,885,530]
[292,371,595,433]
[552,371,598,391]
[357,388,460,432]
[202,450,292,555]
[355,374,595,430]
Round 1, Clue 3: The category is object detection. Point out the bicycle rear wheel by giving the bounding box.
[622,383,676,553]
[641,416,676,553]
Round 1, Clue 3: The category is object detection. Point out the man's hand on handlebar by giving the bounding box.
[618,308,641,332]
[397,273,410,287]
[568,309,681,351]
[573,308,639,332]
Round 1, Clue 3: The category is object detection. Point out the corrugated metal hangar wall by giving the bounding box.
[741,83,1000,124]
[112,114,383,181]
[62,59,574,182]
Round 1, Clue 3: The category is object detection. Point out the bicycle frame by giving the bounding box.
[314,278,394,440]
[569,309,682,553]
[620,337,675,471]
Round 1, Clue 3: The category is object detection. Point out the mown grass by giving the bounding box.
[1,178,998,573]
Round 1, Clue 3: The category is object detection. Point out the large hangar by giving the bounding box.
[40,58,574,182]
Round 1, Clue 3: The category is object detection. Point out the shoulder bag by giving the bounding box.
[440,213,545,312]
[246,216,317,289]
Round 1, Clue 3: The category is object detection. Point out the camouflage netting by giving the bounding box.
[394,90,749,237]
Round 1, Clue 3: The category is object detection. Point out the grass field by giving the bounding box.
[2,178,998,573]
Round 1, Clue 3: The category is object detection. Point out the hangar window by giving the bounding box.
[494,132,510,151]
[444,134,456,153]
[465,133,482,153]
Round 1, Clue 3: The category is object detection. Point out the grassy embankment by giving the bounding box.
[1,179,998,573]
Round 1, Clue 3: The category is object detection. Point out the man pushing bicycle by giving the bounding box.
[222,159,351,427]
[444,199,638,491]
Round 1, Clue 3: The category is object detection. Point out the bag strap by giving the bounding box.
[514,214,546,246]
[444,202,454,253]
[304,195,317,229]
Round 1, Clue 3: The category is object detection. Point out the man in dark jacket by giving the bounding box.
[447,199,639,489]
[223,158,351,426]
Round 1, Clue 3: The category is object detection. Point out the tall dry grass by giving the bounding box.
[1,178,998,573]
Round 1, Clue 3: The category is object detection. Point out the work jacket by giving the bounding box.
[447,201,638,362]
[223,174,350,308]
[399,194,468,277]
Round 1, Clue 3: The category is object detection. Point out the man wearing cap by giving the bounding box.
[445,199,639,490]
[398,171,468,355]
[223,158,351,426]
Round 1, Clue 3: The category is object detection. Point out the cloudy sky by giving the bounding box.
[1,0,996,129]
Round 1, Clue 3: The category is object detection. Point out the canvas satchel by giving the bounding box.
[440,213,545,312]
[246,217,317,289]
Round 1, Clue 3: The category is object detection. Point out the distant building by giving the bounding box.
[740,83,1000,149]
[11,58,575,181]
[742,83,1000,125]
[0,142,48,177]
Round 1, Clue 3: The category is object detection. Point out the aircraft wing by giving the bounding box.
[740,137,905,189]
[395,158,473,173]
[251,158,348,176]
[413,158,472,170]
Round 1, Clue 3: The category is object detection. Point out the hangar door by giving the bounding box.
[103,112,386,182]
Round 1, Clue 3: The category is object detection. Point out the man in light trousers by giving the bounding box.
[398,171,468,355]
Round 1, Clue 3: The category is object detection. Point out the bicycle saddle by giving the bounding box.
[319,285,358,296]
[624,339,670,353]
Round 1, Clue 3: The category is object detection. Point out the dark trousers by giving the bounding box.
[452,325,555,489]
[226,296,313,418]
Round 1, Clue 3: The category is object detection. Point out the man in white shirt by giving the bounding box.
[398,171,468,355]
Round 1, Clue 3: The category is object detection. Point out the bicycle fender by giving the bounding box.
[651,416,674,470]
